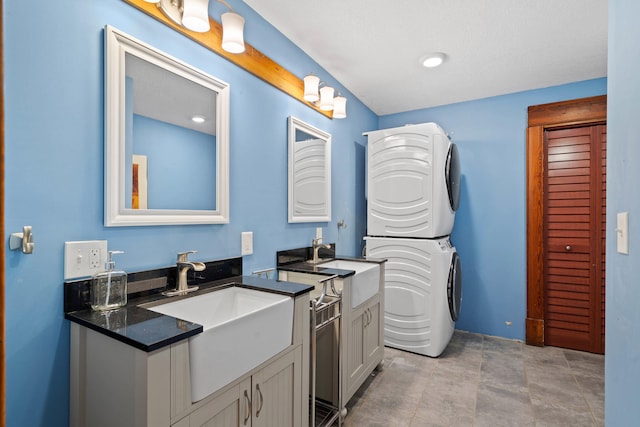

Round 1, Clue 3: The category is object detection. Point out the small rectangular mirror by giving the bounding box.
[288,116,331,223]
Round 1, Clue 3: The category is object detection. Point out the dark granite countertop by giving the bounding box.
[66,304,202,352]
[65,275,313,353]
[277,256,387,278]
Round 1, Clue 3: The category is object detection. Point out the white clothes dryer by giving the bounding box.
[365,236,462,357]
[365,122,461,239]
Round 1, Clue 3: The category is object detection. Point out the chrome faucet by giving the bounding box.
[309,237,331,265]
[163,251,206,296]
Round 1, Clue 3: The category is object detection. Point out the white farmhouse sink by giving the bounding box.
[320,260,380,308]
[146,286,293,401]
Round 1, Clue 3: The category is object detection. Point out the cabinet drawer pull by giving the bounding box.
[243,390,251,425]
[255,384,264,418]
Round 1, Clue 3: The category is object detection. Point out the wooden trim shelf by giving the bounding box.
[123,0,334,119]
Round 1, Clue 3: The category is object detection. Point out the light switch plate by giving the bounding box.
[617,212,629,254]
[64,240,108,279]
[241,232,253,256]
[316,227,323,239]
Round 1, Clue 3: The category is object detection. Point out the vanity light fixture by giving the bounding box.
[319,85,335,111]
[421,52,446,68]
[220,8,245,53]
[182,0,211,32]
[145,0,246,54]
[303,73,347,119]
[146,0,210,32]
[332,95,347,119]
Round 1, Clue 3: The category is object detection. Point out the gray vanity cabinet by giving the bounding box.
[278,262,384,405]
[70,293,309,427]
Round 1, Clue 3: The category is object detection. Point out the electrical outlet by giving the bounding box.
[64,240,108,280]
[241,232,253,256]
[89,248,101,269]
[316,227,323,239]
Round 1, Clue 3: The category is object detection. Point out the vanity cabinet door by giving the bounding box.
[345,304,366,400]
[252,347,301,427]
[186,347,303,427]
[344,295,383,403]
[187,377,251,427]
[364,298,383,369]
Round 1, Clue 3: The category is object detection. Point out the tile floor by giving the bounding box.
[339,331,604,427]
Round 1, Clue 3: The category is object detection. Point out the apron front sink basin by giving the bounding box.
[320,260,380,308]
[145,286,293,401]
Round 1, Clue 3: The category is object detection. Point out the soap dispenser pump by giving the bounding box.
[91,250,127,311]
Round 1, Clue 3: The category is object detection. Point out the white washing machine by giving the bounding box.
[365,236,462,357]
[365,122,461,239]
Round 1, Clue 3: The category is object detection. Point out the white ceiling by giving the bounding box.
[243,0,608,116]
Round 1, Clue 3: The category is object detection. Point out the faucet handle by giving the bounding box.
[177,250,198,262]
[312,237,323,246]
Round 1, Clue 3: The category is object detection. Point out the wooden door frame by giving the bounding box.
[526,95,607,346]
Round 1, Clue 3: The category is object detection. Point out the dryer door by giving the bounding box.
[447,251,462,321]
[445,143,461,212]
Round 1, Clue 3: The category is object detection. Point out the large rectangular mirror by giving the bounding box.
[288,116,331,222]
[105,26,229,226]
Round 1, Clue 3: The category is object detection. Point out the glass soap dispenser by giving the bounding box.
[91,250,127,311]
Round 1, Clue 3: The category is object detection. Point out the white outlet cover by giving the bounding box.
[617,212,629,254]
[64,240,108,280]
[241,232,253,256]
[316,227,323,239]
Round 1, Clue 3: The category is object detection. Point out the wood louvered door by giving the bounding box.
[543,124,606,354]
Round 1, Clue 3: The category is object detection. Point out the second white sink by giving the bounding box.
[320,260,380,308]
[146,286,293,401]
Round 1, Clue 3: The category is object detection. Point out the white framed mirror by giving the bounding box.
[104,26,229,226]
[288,116,331,223]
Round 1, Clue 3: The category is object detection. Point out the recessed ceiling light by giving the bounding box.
[191,115,206,123]
[421,52,446,68]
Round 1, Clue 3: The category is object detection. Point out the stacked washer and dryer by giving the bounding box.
[364,122,462,357]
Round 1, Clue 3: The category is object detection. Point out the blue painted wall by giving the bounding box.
[605,0,640,424]
[379,78,607,340]
[3,1,376,425]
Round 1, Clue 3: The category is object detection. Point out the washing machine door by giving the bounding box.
[445,143,461,212]
[448,251,462,321]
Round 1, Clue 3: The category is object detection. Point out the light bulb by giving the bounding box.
[221,12,245,53]
[303,74,320,102]
[421,52,446,68]
[319,86,335,111]
[182,0,211,33]
[333,95,347,119]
